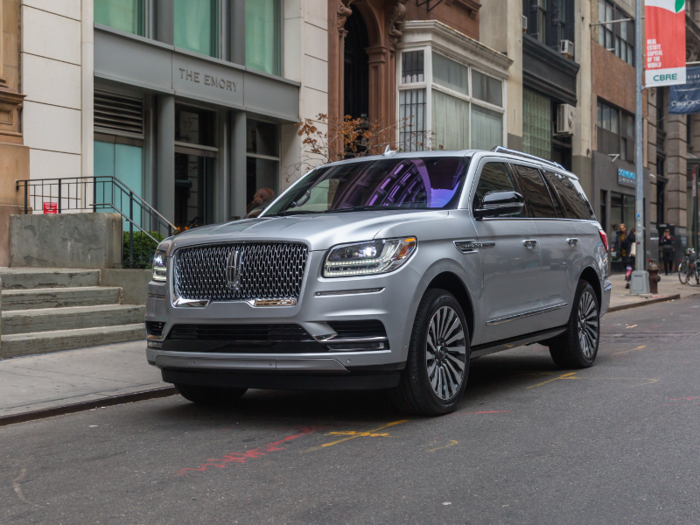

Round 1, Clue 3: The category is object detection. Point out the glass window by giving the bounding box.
[175,106,216,146]
[471,105,503,151]
[246,120,280,218]
[95,0,143,35]
[433,54,468,95]
[175,154,215,228]
[247,120,278,157]
[174,0,219,58]
[473,163,523,216]
[399,89,427,151]
[432,91,469,151]
[598,0,634,65]
[473,71,502,107]
[264,157,469,216]
[246,0,281,75]
[513,165,557,218]
[402,51,425,84]
[523,89,551,160]
[544,171,595,220]
[94,141,144,229]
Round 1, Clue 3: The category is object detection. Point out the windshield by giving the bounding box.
[264,157,469,217]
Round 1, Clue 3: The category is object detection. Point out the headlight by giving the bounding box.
[323,237,417,278]
[152,249,167,282]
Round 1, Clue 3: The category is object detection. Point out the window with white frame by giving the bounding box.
[398,48,505,152]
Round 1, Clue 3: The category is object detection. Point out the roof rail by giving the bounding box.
[490,146,566,171]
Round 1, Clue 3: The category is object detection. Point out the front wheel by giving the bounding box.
[679,260,689,284]
[548,281,600,369]
[175,384,247,405]
[391,288,470,416]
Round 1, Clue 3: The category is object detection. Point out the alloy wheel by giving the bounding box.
[577,290,599,359]
[426,306,467,400]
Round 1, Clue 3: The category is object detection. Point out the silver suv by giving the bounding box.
[145,147,611,416]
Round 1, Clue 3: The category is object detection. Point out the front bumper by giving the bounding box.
[145,250,421,381]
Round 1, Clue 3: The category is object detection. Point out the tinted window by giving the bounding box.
[473,162,525,217]
[544,171,596,220]
[513,165,557,218]
[264,157,468,216]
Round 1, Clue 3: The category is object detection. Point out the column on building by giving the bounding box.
[665,114,688,240]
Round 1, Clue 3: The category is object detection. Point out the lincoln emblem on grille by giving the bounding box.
[226,249,242,289]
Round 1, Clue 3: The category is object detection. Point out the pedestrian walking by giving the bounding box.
[660,228,675,275]
[613,223,636,289]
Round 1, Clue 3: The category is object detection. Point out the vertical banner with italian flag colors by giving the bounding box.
[645,0,686,87]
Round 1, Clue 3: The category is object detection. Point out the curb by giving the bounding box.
[0,386,177,427]
[607,293,682,313]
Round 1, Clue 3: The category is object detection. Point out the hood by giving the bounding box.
[169,210,450,252]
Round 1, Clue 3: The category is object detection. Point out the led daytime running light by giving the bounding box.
[152,250,167,282]
[323,238,417,278]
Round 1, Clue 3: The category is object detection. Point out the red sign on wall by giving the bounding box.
[646,0,686,87]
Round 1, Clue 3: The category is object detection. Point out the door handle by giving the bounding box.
[522,239,537,248]
[566,238,579,246]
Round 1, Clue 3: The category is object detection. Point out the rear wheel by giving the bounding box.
[174,384,247,405]
[391,288,470,416]
[548,281,600,369]
[679,260,689,284]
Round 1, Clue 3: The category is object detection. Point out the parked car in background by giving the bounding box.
[145,147,611,416]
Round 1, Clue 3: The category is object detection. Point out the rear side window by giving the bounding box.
[543,171,596,220]
[512,165,557,218]
[473,162,525,217]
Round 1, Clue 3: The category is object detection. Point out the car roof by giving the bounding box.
[324,149,579,180]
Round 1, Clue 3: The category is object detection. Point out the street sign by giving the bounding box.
[645,0,687,87]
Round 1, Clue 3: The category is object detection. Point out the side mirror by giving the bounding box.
[474,191,525,219]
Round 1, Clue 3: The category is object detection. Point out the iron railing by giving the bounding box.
[16,176,176,269]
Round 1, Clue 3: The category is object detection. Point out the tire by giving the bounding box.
[548,280,600,369]
[679,260,689,284]
[391,288,470,416]
[174,384,247,405]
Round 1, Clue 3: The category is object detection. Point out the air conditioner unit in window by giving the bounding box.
[556,104,576,135]
[559,39,574,58]
[522,15,527,32]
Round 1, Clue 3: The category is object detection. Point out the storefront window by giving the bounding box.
[95,0,144,36]
[523,89,551,160]
[246,0,281,75]
[246,120,279,218]
[94,140,144,229]
[174,0,219,58]
[175,106,216,146]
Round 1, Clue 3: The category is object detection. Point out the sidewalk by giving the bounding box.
[0,341,171,423]
[2,273,698,425]
[607,271,699,311]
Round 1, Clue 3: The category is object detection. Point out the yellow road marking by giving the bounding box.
[612,345,647,356]
[300,420,408,453]
[427,440,458,452]
[527,372,577,389]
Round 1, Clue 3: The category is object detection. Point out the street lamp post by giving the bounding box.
[630,0,650,294]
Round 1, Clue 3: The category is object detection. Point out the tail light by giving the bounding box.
[599,230,609,252]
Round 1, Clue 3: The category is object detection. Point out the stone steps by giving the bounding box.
[0,268,146,358]
[1,324,147,359]
[2,304,146,335]
[2,287,122,311]
[0,268,100,289]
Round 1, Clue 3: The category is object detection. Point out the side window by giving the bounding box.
[473,162,525,217]
[543,171,596,220]
[512,164,557,219]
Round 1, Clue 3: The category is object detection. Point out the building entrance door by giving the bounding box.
[174,153,215,230]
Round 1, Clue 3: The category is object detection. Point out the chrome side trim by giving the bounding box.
[249,299,297,307]
[454,240,496,253]
[314,334,388,344]
[487,302,568,326]
[315,288,384,297]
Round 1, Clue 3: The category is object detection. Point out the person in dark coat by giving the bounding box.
[245,188,275,219]
[612,223,636,289]
[660,228,675,275]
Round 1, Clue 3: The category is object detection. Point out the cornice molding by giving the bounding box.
[523,34,580,75]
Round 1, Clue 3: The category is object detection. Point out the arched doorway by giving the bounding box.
[343,6,369,120]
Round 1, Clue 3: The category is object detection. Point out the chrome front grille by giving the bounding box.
[173,243,309,302]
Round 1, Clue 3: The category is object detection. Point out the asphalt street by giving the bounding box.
[2,296,700,525]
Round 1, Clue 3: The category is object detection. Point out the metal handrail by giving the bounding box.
[491,146,566,171]
[16,176,176,269]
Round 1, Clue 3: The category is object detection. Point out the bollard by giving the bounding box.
[647,259,661,294]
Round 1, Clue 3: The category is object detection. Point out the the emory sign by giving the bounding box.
[178,68,238,92]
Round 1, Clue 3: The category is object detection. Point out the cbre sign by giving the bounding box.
[645,0,687,87]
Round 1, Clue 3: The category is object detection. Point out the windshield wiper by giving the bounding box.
[325,205,413,213]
